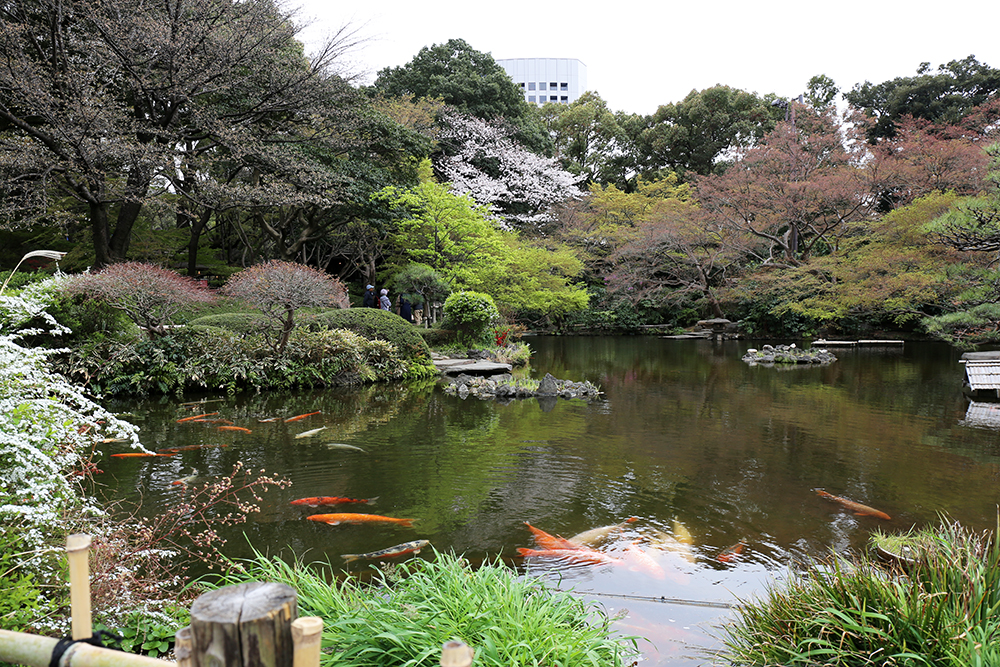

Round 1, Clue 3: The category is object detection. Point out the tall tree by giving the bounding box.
[630,85,778,180]
[846,55,1000,142]
[371,38,551,154]
[0,0,370,268]
[540,91,630,186]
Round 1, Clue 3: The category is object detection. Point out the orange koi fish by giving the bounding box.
[217,426,252,433]
[815,489,891,520]
[624,542,666,580]
[306,513,415,527]
[284,411,322,423]
[291,496,378,507]
[171,469,199,486]
[716,540,746,563]
[176,412,219,423]
[524,522,582,550]
[110,452,173,458]
[516,547,622,566]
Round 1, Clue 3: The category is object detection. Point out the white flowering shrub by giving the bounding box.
[0,280,140,550]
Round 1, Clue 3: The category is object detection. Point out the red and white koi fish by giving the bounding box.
[285,411,322,423]
[307,513,415,527]
[516,547,622,566]
[716,540,746,563]
[568,517,639,547]
[176,412,219,423]
[341,540,430,563]
[171,469,199,487]
[291,496,378,507]
[524,522,582,550]
[623,542,666,580]
[815,489,891,520]
[217,426,252,433]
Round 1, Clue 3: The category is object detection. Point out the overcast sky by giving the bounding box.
[294,0,1000,116]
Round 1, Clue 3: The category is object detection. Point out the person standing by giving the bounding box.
[379,288,391,311]
[362,284,376,308]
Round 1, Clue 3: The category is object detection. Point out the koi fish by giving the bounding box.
[516,547,622,566]
[341,540,431,563]
[815,489,891,520]
[159,444,228,453]
[624,542,666,580]
[291,496,378,507]
[524,522,582,550]
[672,519,693,545]
[217,426,252,433]
[99,438,130,443]
[568,517,639,547]
[306,513,415,527]
[325,443,366,452]
[190,419,233,425]
[294,426,328,439]
[171,469,199,486]
[717,540,746,563]
[257,417,282,423]
[177,412,219,423]
[110,452,173,458]
[285,411,322,423]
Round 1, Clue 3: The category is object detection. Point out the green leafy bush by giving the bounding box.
[0,527,42,631]
[443,291,499,346]
[306,308,434,370]
[187,312,270,335]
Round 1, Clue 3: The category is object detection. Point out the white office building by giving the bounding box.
[495,58,587,107]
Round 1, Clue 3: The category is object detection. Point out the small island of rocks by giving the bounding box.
[742,344,836,366]
[443,372,602,402]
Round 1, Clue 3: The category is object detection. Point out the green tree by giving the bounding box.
[540,91,629,186]
[845,55,1000,142]
[371,38,551,154]
[631,85,778,179]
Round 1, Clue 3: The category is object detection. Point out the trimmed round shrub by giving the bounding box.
[443,291,499,346]
[306,308,432,366]
[186,313,270,336]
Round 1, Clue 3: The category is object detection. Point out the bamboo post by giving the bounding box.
[190,581,297,667]
[440,640,474,667]
[65,534,92,641]
[0,629,170,667]
[290,617,322,667]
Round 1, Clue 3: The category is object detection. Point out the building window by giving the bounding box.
[528,82,535,91]
[561,82,568,91]
[560,96,568,102]
[550,95,557,102]
[539,82,547,90]
[519,82,525,88]
[550,82,557,89]
[528,95,536,102]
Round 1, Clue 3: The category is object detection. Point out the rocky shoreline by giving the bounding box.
[441,371,602,404]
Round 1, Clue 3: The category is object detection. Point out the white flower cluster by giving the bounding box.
[437,110,583,231]
[0,279,140,551]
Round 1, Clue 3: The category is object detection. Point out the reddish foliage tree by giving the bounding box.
[695,107,869,267]
[64,262,215,336]
[222,260,349,353]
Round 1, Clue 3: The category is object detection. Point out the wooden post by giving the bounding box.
[440,640,474,667]
[290,617,322,667]
[65,534,92,641]
[189,582,297,667]
[175,626,194,667]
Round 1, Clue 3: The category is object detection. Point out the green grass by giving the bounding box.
[719,518,1000,666]
[212,549,639,667]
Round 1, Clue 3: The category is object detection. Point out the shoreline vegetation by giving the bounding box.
[5,271,1000,666]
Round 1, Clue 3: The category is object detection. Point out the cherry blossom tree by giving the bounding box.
[435,109,583,231]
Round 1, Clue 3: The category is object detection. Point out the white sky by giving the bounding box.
[294,0,1000,117]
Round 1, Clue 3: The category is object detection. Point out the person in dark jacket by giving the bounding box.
[362,284,376,308]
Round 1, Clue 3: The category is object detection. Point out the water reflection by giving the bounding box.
[100,337,1000,666]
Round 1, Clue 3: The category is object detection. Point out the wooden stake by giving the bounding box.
[291,617,322,667]
[175,626,194,667]
[190,581,297,667]
[65,534,92,641]
[440,640,474,667]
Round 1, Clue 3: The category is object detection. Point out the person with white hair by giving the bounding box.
[379,288,391,311]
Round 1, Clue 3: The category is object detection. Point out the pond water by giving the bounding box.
[99,336,1000,665]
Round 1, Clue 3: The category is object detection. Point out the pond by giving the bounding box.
[99,335,1000,665]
